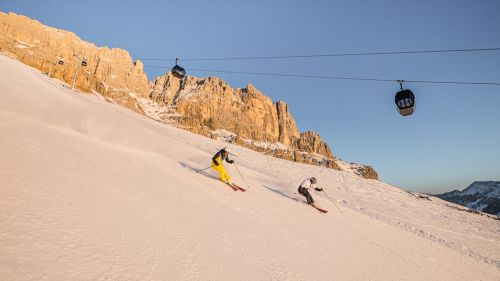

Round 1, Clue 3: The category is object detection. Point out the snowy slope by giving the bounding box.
[1,54,499,281]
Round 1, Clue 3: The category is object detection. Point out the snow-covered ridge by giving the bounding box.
[462,181,500,196]
[437,181,500,216]
[1,54,499,280]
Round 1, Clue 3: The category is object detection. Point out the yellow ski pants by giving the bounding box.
[212,162,230,183]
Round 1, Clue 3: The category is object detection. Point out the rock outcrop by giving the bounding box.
[353,165,378,180]
[0,12,149,113]
[276,100,299,146]
[296,131,334,158]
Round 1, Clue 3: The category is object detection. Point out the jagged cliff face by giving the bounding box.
[1,11,378,179]
[151,73,300,144]
[0,12,149,113]
[296,131,334,158]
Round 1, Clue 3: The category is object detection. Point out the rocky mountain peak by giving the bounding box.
[275,100,299,146]
[244,83,262,96]
[463,181,500,196]
[296,131,334,158]
[437,181,500,216]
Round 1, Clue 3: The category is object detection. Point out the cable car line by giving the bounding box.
[178,47,500,61]
[140,66,500,86]
[39,54,499,86]
[98,47,500,62]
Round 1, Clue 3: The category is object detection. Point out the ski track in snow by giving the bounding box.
[1,53,499,280]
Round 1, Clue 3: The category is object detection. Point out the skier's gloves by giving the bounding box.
[314,187,323,192]
[227,159,234,164]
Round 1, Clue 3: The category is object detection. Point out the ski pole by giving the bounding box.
[323,190,343,213]
[233,163,250,189]
[194,166,212,173]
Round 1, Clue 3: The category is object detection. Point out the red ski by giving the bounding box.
[302,202,328,213]
[190,167,244,192]
[229,183,246,192]
[225,183,239,191]
[312,204,328,213]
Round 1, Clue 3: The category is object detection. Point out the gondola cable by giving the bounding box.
[98,47,500,62]
[141,66,500,86]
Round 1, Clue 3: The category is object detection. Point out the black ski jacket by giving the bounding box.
[212,150,233,166]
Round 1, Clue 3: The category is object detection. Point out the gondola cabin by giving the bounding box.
[395,87,415,116]
[171,58,186,79]
[81,59,88,67]
[58,60,64,65]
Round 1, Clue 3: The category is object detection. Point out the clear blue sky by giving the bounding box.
[2,0,499,193]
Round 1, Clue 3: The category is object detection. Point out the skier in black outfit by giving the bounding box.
[298,177,322,204]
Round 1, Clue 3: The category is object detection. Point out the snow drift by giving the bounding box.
[1,54,499,280]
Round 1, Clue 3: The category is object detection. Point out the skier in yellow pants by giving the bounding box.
[212,146,234,183]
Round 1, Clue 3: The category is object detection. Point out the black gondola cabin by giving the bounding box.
[395,87,415,116]
[171,58,186,79]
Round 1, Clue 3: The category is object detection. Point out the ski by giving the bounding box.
[225,182,239,191]
[302,202,328,213]
[230,183,246,192]
[312,204,328,213]
[188,167,241,192]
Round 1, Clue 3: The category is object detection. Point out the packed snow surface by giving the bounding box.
[1,54,499,280]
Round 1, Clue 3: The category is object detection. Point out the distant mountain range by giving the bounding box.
[436,181,500,216]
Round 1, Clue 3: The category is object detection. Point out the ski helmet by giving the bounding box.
[223,146,231,153]
[310,177,317,184]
